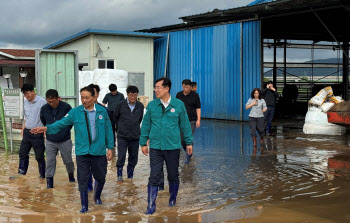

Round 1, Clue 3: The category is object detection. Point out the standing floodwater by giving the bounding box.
[0,119,350,222]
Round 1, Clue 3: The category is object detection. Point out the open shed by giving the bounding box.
[140,0,350,120]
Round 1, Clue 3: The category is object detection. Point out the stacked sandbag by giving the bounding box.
[303,86,346,135]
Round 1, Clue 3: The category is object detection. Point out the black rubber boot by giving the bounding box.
[18,159,29,175]
[46,177,53,188]
[169,183,179,206]
[145,185,159,215]
[68,173,75,182]
[94,182,105,205]
[38,161,46,178]
[80,191,88,213]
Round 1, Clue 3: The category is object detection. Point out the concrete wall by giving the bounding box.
[94,35,154,98]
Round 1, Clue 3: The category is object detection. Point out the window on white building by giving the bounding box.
[98,59,115,69]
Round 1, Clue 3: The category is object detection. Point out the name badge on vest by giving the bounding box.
[99,115,103,119]
[171,108,175,113]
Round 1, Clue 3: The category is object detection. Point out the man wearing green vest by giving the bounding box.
[140,77,193,215]
[31,86,114,213]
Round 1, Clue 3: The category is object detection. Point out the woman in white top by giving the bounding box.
[246,88,267,148]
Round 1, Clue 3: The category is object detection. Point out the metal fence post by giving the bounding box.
[0,87,8,152]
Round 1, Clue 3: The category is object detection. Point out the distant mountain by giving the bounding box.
[264,58,344,77]
[304,58,344,64]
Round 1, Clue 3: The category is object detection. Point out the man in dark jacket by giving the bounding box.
[176,79,201,164]
[40,89,75,188]
[103,84,125,138]
[261,81,279,135]
[113,85,144,182]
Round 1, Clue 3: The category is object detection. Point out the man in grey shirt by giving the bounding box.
[102,84,124,140]
[18,83,47,178]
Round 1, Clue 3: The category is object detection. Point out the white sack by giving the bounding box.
[305,106,330,125]
[79,71,94,90]
[320,102,335,113]
[93,69,128,89]
[329,96,344,104]
[303,123,346,135]
[309,86,333,106]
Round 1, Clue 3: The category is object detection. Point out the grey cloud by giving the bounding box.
[0,0,252,48]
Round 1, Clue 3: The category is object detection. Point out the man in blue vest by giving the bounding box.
[31,86,114,213]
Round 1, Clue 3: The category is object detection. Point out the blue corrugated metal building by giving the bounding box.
[150,0,267,121]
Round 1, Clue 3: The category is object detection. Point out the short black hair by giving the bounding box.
[182,79,192,86]
[109,84,117,92]
[250,88,262,99]
[45,89,59,99]
[191,82,197,87]
[267,81,273,85]
[127,85,139,94]
[21,83,34,93]
[155,77,171,91]
[88,84,100,93]
[80,86,95,97]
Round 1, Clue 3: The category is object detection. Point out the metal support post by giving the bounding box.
[284,39,287,86]
[0,88,8,152]
[273,39,277,88]
[343,43,349,100]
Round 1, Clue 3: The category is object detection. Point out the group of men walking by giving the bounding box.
[16,77,201,214]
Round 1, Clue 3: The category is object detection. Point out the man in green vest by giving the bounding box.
[31,86,114,213]
[140,77,193,215]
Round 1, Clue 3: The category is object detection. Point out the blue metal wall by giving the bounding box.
[242,21,262,118]
[153,21,261,121]
[153,35,168,82]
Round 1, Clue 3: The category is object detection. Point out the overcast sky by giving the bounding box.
[0,0,337,62]
[0,0,252,49]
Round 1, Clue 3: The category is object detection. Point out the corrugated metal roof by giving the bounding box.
[44,28,164,49]
[140,0,346,40]
[0,49,35,58]
[247,0,275,6]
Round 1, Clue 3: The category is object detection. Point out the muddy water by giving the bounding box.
[1,119,350,222]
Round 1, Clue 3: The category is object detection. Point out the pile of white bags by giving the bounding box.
[78,69,128,104]
[303,86,346,135]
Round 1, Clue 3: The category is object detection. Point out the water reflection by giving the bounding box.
[0,119,349,222]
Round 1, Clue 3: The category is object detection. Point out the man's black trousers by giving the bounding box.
[116,137,139,168]
[76,154,107,192]
[19,128,45,164]
[148,148,180,186]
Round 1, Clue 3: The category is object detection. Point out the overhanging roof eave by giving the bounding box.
[44,29,165,49]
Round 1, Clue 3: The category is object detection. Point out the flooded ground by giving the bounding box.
[1,119,350,222]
